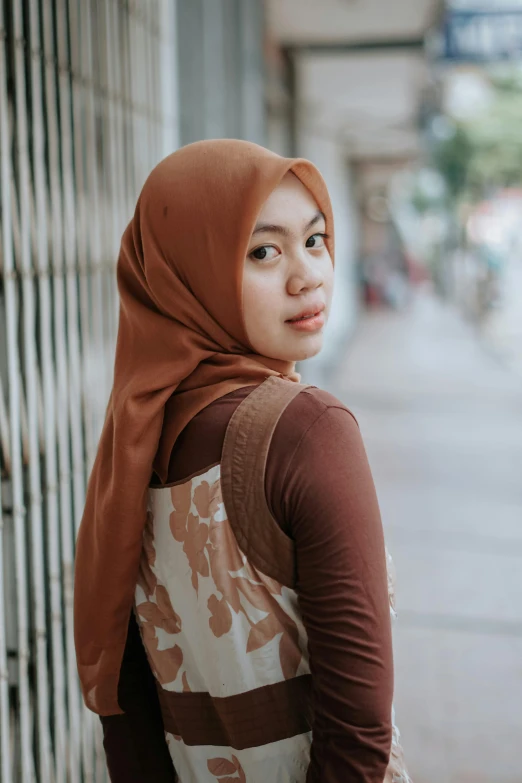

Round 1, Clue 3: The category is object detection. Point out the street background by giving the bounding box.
[332,287,522,782]
[1,0,521,780]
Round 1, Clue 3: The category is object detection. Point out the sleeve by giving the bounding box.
[100,612,177,783]
[272,402,394,782]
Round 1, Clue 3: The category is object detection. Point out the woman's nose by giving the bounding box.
[286,251,323,296]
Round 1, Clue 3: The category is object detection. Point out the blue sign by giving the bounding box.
[442,10,522,61]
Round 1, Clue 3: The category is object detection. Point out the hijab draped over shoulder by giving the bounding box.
[74,139,334,715]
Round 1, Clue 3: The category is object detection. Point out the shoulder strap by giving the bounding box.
[220,376,312,588]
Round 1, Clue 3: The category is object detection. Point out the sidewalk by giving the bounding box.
[330,290,522,783]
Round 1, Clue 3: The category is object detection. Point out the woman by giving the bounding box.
[74,140,410,782]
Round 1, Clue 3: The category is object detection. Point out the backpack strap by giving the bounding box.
[221,376,312,589]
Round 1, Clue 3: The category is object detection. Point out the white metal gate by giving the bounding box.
[0,0,177,780]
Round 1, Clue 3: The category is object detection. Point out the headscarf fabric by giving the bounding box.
[73,139,334,715]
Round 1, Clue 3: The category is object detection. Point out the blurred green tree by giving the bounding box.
[433,71,522,202]
[433,124,473,201]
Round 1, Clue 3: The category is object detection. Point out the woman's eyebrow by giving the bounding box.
[252,210,325,237]
[304,210,326,232]
[252,222,290,237]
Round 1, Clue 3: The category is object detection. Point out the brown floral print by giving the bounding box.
[170,482,215,592]
[207,754,246,783]
[138,618,183,686]
[135,510,185,686]
[184,512,210,592]
[170,482,192,542]
[207,594,233,637]
[167,475,305,680]
[205,488,304,680]
[193,480,213,518]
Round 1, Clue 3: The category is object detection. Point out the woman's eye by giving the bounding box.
[250,245,279,262]
[305,233,327,249]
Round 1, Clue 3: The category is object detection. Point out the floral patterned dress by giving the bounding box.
[133,378,412,782]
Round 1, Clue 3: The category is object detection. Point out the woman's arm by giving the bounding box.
[269,393,394,782]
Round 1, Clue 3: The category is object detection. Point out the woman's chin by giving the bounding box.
[295,345,323,362]
[284,335,324,363]
[253,332,325,364]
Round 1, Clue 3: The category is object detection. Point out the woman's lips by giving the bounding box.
[285,308,325,332]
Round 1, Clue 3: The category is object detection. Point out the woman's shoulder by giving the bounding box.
[266,385,367,534]
[285,385,358,429]
[268,385,360,490]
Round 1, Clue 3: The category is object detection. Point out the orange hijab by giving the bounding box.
[74,139,334,715]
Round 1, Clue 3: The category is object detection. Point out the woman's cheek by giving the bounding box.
[243,271,282,348]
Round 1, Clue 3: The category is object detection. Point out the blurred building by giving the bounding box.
[264,0,442,381]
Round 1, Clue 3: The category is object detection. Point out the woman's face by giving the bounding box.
[242,171,334,363]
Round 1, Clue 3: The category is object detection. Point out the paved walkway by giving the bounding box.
[329,290,522,783]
